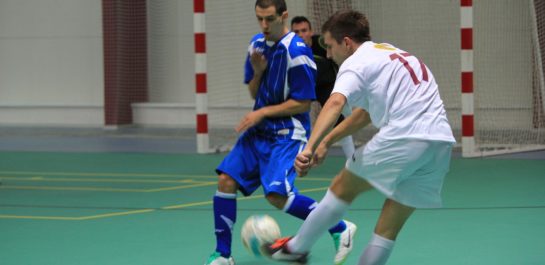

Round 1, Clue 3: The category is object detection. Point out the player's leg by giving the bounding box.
[267,136,397,264]
[267,168,373,264]
[261,139,353,264]
[267,190,347,234]
[263,140,348,234]
[209,173,238,263]
[287,168,372,252]
[357,140,452,265]
[206,133,262,265]
[358,199,414,265]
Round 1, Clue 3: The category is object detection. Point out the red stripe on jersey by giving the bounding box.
[461,0,472,7]
[196,73,207,93]
[461,72,473,93]
[194,0,205,13]
[462,115,474,137]
[461,28,473,50]
[195,33,206,53]
[196,114,208,133]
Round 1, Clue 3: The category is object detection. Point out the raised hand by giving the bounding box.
[250,50,267,75]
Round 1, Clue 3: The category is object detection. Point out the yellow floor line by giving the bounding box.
[0,215,81,221]
[0,181,216,193]
[77,209,156,220]
[0,171,214,179]
[146,182,216,192]
[0,171,331,181]
[0,185,146,192]
[161,187,328,210]
[0,176,197,184]
[0,186,330,220]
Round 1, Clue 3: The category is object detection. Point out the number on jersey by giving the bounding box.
[389,52,429,85]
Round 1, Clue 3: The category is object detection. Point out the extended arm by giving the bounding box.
[310,107,370,165]
[295,92,369,176]
[306,92,346,152]
[236,99,311,133]
[319,107,370,150]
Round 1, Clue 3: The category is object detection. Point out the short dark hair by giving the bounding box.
[322,10,371,44]
[255,0,287,16]
[291,16,311,30]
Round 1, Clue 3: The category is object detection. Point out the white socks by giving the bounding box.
[287,189,349,253]
[339,135,355,159]
[359,233,395,265]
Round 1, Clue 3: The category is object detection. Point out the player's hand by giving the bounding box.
[294,149,314,177]
[313,142,329,166]
[235,110,265,133]
[250,50,267,75]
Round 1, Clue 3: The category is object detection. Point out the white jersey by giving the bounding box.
[333,41,456,143]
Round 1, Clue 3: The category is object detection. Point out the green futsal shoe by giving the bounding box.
[204,252,235,265]
[332,220,357,265]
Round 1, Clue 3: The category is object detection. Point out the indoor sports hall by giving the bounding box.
[1,1,544,265]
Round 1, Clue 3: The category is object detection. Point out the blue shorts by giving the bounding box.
[216,131,305,197]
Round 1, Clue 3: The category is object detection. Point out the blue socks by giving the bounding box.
[284,194,346,234]
[213,191,237,258]
[213,192,346,258]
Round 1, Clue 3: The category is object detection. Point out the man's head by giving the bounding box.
[255,0,288,42]
[321,10,371,65]
[290,16,313,46]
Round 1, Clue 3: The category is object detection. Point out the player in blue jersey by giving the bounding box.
[204,1,356,265]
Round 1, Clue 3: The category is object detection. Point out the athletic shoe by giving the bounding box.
[204,252,235,265]
[265,237,308,265]
[331,220,357,265]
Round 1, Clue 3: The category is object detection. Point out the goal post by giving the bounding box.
[460,0,545,157]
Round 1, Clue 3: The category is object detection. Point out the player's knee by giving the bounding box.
[217,173,238,193]
[265,193,288,210]
[374,227,400,241]
[330,169,372,203]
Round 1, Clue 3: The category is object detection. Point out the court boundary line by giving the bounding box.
[0,187,330,220]
[0,171,331,181]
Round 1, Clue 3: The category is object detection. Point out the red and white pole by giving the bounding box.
[194,0,209,153]
[461,0,475,157]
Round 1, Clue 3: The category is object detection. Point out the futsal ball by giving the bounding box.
[241,214,281,257]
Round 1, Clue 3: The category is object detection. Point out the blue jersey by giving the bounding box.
[244,32,317,141]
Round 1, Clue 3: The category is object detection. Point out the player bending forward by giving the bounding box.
[266,10,456,265]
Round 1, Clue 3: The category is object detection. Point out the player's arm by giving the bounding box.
[294,92,344,176]
[311,107,370,165]
[247,74,262,99]
[235,99,310,133]
[306,92,345,152]
[259,98,311,117]
[320,107,370,149]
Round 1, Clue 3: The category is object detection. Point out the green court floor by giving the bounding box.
[1,151,544,265]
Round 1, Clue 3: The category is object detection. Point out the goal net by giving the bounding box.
[146,0,545,156]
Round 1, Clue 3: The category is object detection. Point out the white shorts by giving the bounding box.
[346,137,453,208]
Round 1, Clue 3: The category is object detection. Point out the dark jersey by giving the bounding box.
[311,35,345,125]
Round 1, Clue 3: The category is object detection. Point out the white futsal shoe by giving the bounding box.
[331,220,358,265]
[204,252,235,265]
